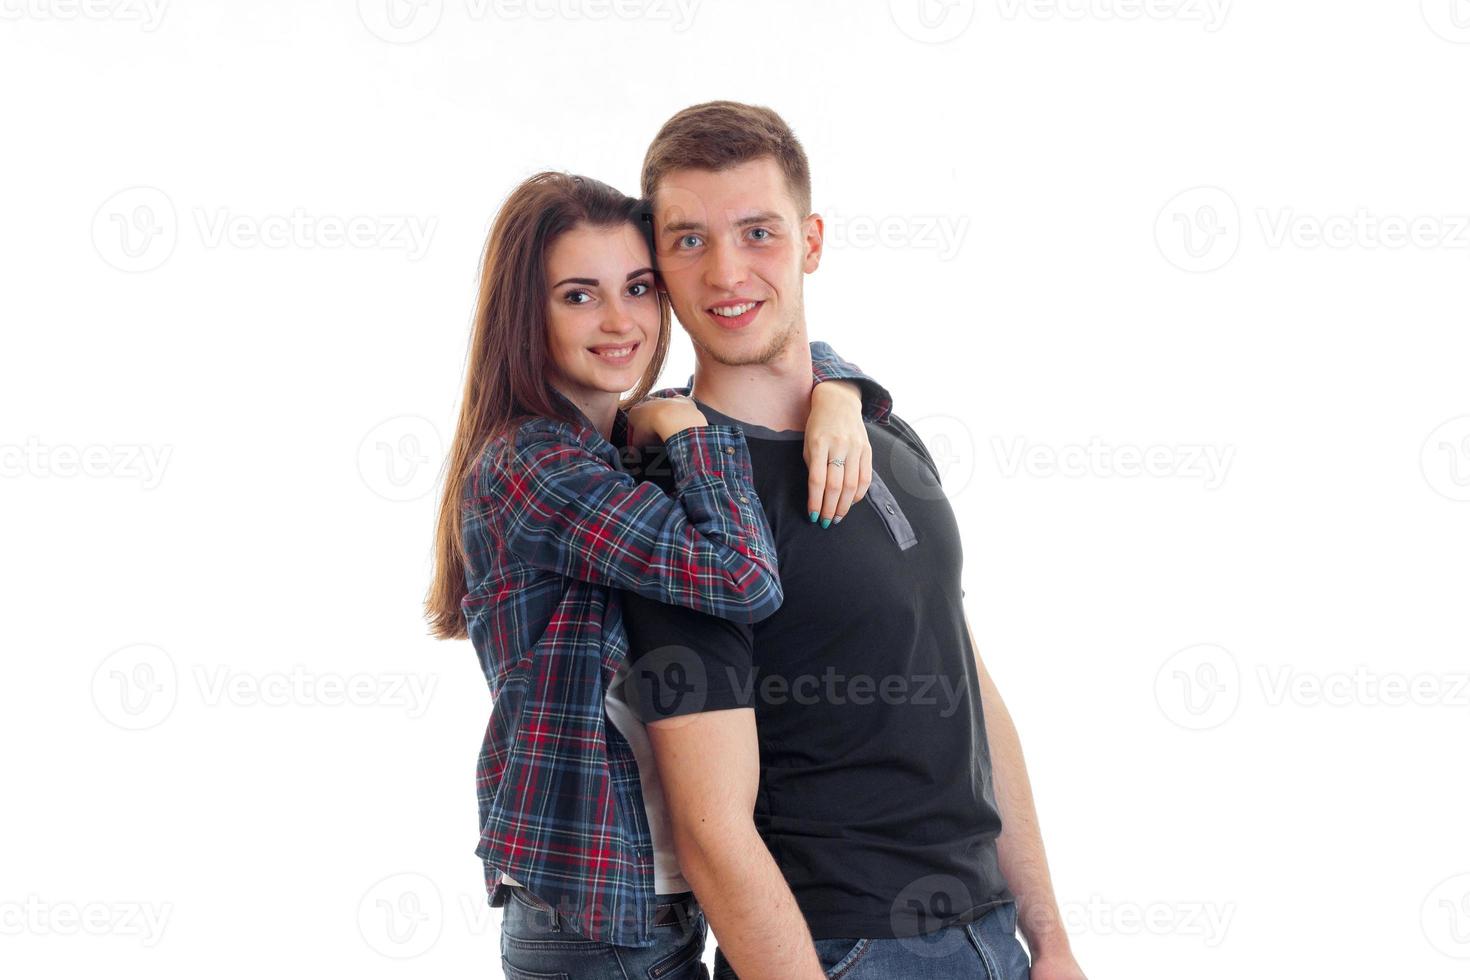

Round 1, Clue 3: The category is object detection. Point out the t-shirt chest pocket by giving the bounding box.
[863,471,918,550]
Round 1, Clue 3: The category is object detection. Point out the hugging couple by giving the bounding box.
[427,101,1085,980]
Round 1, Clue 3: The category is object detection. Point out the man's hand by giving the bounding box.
[646,708,825,980]
[803,380,872,527]
[1031,951,1088,980]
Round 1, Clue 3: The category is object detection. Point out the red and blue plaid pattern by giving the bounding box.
[460,342,890,946]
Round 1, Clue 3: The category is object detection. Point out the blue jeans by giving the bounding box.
[713,901,1030,980]
[499,886,708,980]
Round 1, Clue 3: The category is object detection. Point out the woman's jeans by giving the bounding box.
[712,901,1031,980]
[499,885,708,980]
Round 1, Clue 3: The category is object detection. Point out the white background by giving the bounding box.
[3,1,1468,977]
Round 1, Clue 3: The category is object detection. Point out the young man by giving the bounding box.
[621,102,1087,980]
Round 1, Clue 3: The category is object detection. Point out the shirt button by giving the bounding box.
[738,495,749,504]
[724,446,735,455]
[886,504,896,514]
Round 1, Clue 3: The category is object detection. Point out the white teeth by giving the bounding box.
[593,346,633,358]
[712,302,756,317]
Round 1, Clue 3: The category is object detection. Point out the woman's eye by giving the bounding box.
[678,234,703,249]
[628,281,652,298]
[564,289,592,305]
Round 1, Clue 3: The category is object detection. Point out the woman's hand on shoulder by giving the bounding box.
[804,381,873,528]
[626,394,708,447]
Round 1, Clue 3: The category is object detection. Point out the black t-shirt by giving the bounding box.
[619,399,1013,940]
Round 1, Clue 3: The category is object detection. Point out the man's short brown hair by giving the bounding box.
[641,101,812,218]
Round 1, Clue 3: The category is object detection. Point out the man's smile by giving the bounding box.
[706,299,764,328]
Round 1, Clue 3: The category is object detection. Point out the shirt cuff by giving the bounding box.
[661,424,757,492]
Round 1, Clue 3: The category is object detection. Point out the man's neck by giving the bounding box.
[687,334,814,432]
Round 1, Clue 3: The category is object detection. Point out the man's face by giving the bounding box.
[651,156,822,367]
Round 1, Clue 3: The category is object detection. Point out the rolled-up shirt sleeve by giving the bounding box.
[483,419,783,623]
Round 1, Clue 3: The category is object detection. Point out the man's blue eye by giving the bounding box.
[678,234,703,249]
[749,228,771,240]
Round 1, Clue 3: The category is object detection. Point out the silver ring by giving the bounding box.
[829,457,846,467]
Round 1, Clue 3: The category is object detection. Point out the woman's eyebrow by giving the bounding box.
[550,268,655,289]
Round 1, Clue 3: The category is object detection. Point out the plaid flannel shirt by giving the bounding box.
[461,341,892,946]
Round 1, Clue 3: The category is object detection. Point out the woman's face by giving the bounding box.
[543,221,660,406]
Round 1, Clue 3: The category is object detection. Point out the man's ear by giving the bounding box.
[802,212,824,274]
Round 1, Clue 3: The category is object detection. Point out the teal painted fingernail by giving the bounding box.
[820,517,831,529]
[809,511,819,523]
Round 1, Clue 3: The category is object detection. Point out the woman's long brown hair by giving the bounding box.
[424,172,671,640]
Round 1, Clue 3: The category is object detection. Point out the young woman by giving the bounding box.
[425,172,890,979]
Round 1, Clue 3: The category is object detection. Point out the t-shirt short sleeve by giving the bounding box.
[883,412,944,487]
[619,589,757,724]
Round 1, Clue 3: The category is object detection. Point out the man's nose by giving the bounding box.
[703,236,747,291]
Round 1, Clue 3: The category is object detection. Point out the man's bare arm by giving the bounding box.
[647,707,825,980]
[967,613,1087,980]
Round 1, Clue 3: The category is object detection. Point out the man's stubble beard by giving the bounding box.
[683,303,803,369]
